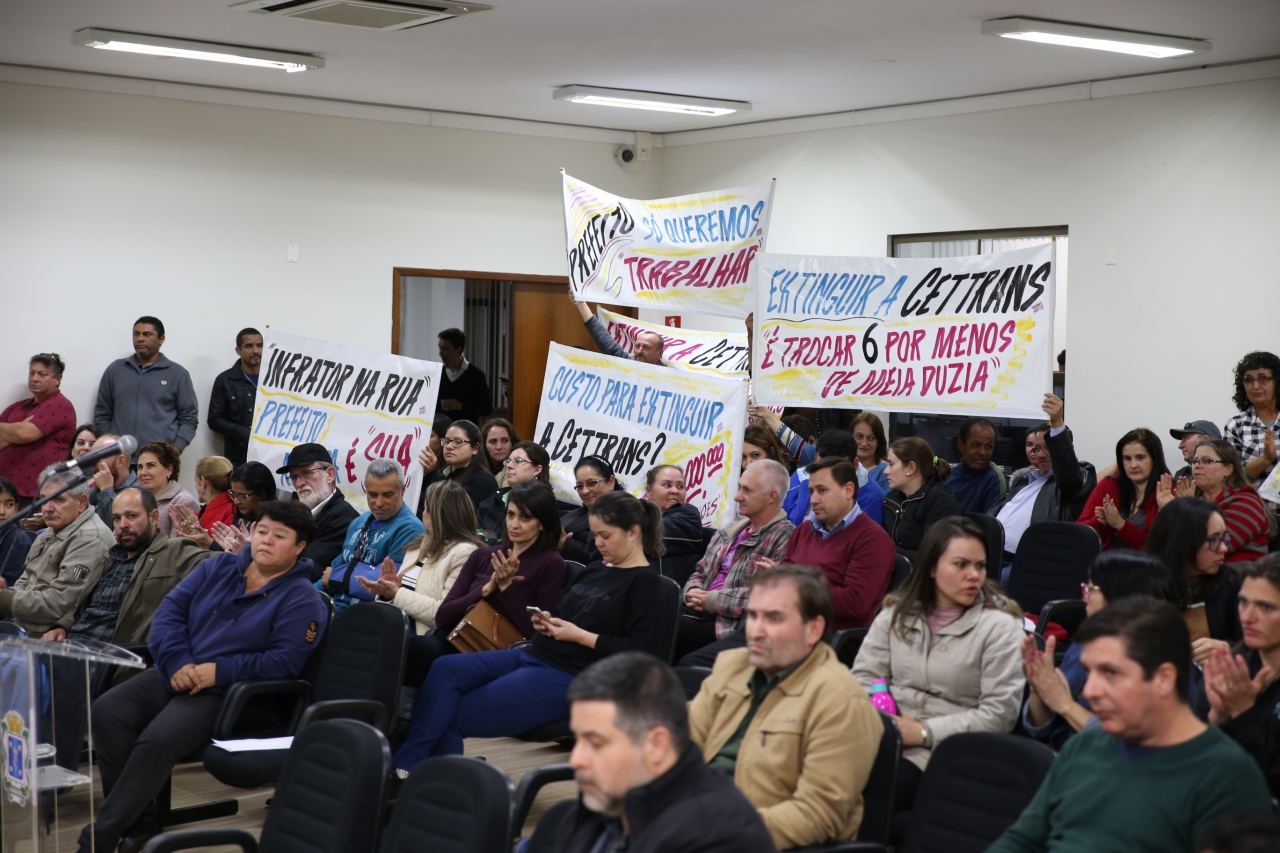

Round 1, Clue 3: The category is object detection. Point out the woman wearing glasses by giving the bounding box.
[1020,551,1178,749]
[559,456,621,565]
[1077,428,1170,550]
[174,461,276,552]
[1159,439,1272,564]
[1225,351,1280,505]
[421,419,499,512]
[481,419,520,489]
[1146,497,1242,660]
[477,441,551,538]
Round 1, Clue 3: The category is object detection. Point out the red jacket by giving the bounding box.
[1077,476,1160,550]
[199,491,236,532]
[783,512,896,629]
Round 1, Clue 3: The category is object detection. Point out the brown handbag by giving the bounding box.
[447,599,527,653]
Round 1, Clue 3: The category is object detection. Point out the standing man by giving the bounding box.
[0,354,77,500]
[94,316,199,451]
[435,328,492,426]
[277,442,359,579]
[208,328,263,466]
[574,299,666,366]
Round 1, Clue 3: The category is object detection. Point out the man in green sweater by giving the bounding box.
[989,599,1272,853]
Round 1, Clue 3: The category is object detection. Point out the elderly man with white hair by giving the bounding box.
[676,459,795,666]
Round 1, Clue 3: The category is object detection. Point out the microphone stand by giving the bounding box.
[0,467,95,534]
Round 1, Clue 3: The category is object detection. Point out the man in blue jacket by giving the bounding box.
[78,500,328,853]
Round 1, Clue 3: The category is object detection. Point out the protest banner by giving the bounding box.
[1260,465,1280,506]
[247,330,441,513]
[752,244,1056,417]
[563,173,774,318]
[534,343,748,527]
[596,307,750,378]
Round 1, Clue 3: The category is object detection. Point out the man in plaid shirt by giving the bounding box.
[1225,351,1280,510]
[677,460,794,666]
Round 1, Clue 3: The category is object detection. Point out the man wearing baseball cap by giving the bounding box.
[277,442,359,580]
[1169,420,1222,484]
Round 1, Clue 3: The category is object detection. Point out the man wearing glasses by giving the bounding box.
[277,443,359,580]
[0,353,77,501]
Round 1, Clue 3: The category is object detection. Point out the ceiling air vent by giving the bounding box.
[232,0,491,30]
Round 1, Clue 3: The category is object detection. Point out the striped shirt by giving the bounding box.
[1214,486,1271,563]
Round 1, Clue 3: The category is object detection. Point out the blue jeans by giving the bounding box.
[393,649,575,770]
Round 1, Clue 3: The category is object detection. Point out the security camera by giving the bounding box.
[614,145,637,166]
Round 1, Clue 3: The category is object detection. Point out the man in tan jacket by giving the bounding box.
[688,564,883,850]
[0,468,114,636]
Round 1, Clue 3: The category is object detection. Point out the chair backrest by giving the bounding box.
[380,756,514,853]
[901,732,1055,853]
[654,575,683,663]
[564,560,588,587]
[672,666,713,701]
[963,512,1005,578]
[260,719,390,853]
[858,712,902,845]
[1007,522,1101,614]
[890,553,913,593]
[311,602,409,731]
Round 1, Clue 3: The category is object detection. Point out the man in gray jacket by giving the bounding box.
[94,316,199,451]
[0,468,115,636]
[573,298,666,366]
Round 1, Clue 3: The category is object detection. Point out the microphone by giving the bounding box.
[51,435,139,473]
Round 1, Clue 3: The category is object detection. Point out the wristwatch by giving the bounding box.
[920,722,934,750]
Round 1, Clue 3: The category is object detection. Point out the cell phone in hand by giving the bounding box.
[526,606,550,619]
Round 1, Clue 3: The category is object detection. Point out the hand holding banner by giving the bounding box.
[563,173,774,318]
[535,343,747,527]
[248,331,441,513]
[752,244,1056,417]
[597,307,749,378]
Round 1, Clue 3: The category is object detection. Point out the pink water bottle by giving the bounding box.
[868,678,898,715]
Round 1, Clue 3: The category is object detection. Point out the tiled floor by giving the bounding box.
[8,737,575,852]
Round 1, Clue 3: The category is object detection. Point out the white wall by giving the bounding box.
[656,77,1280,469]
[0,80,660,488]
[400,276,465,362]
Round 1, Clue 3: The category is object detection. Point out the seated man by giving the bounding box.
[990,394,1096,571]
[987,598,1272,853]
[942,417,1006,513]
[79,501,328,853]
[318,459,423,610]
[88,434,139,527]
[277,442,359,578]
[781,428,886,526]
[677,460,794,663]
[0,467,115,635]
[1169,421,1220,485]
[688,565,882,850]
[548,652,776,853]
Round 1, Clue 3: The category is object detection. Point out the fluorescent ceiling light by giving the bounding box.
[981,18,1210,59]
[553,85,750,117]
[72,28,324,72]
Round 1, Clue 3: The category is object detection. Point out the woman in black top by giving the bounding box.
[477,441,551,537]
[391,490,665,770]
[646,463,707,586]
[559,456,624,564]
[1146,497,1242,654]
[881,437,961,555]
[421,419,499,512]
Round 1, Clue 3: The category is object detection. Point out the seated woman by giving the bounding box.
[1146,497,1242,659]
[645,464,706,587]
[1203,554,1280,798]
[1078,428,1169,550]
[1021,551,1177,750]
[136,441,200,536]
[742,422,790,473]
[881,437,962,555]
[194,456,235,532]
[853,412,891,492]
[852,516,1024,811]
[477,441,550,538]
[422,419,499,512]
[1158,438,1272,564]
[482,418,519,490]
[172,461,276,552]
[391,491,665,772]
[560,456,622,565]
[398,482,567,688]
[357,479,485,684]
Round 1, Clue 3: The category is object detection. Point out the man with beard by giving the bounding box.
[278,442,358,580]
[208,328,263,466]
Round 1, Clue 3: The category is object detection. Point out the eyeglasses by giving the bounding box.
[1205,533,1228,550]
[1242,375,1275,386]
[1191,457,1224,467]
[230,491,254,503]
[441,439,474,449]
[286,466,328,487]
[574,478,608,492]
[1081,582,1102,600]
[504,456,532,468]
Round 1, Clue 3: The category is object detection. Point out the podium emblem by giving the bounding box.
[2,709,31,806]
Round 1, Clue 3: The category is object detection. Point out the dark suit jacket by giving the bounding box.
[305,491,360,581]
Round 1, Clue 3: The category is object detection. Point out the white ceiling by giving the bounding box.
[1,0,1276,133]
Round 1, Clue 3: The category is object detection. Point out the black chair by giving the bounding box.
[889,553,912,592]
[0,622,23,636]
[673,665,713,700]
[797,711,901,852]
[380,755,513,853]
[512,763,574,845]
[564,560,588,587]
[204,601,409,790]
[140,719,391,853]
[1006,522,1100,617]
[963,512,1005,579]
[831,627,869,667]
[527,799,575,853]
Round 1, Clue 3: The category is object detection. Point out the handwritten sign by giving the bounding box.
[597,307,749,378]
[534,343,747,527]
[1259,464,1280,505]
[752,244,1056,417]
[563,173,774,319]
[247,330,441,513]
